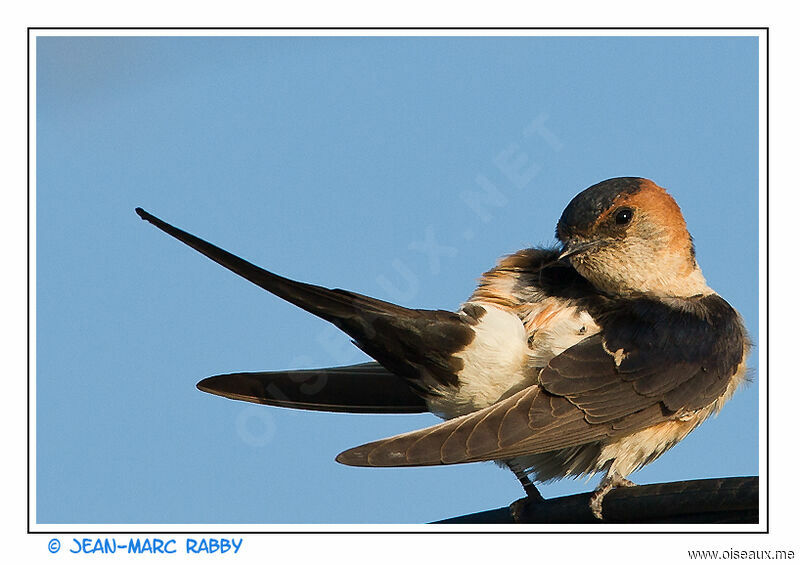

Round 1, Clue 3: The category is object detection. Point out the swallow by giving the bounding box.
[135,177,749,520]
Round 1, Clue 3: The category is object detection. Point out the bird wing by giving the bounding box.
[336,295,747,467]
[196,362,427,414]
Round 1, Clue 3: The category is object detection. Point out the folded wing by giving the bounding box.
[337,295,747,467]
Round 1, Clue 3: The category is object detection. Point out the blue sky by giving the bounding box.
[35,34,759,524]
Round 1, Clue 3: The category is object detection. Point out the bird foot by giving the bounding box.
[507,472,546,523]
[510,490,549,522]
[589,474,637,520]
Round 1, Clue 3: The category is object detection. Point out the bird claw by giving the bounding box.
[509,482,546,523]
[589,491,607,520]
[615,477,637,488]
[590,474,637,520]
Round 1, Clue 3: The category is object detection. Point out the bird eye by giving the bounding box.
[614,208,634,225]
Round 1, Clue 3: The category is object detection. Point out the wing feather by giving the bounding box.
[197,362,427,413]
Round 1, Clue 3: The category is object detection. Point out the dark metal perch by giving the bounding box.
[434,476,758,524]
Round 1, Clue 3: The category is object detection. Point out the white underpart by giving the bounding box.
[427,304,529,419]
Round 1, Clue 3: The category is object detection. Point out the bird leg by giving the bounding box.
[508,463,545,502]
[589,472,637,520]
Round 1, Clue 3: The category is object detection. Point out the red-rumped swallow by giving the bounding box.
[136,177,749,520]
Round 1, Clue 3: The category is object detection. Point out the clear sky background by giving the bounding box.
[35,34,759,524]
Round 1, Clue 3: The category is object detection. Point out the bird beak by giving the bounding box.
[558,239,607,262]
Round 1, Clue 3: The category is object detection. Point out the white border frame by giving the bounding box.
[28,27,768,534]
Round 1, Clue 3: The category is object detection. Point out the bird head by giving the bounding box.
[556,177,710,298]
